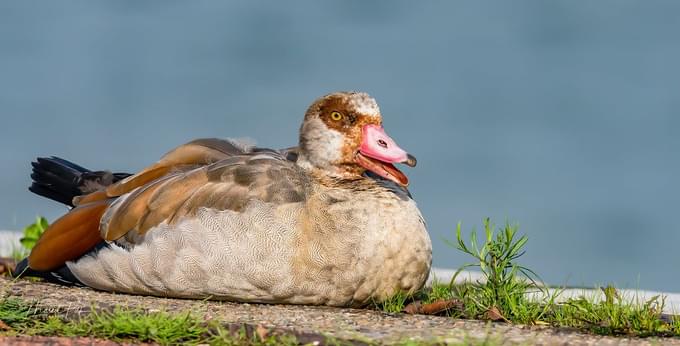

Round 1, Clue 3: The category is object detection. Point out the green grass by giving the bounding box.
[0,298,37,327]
[550,289,677,336]
[34,309,207,345]
[9,246,29,262]
[0,298,300,345]
[18,216,49,251]
[423,279,454,304]
[6,216,49,261]
[394,334,506,346]
[371,289,413,313]
[445,219,556,324]
[374,218,680,338]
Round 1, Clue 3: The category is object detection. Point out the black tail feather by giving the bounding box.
[13,258,84,287]
[28,156,131,207]
[35,156,90,176]
[29,157,91,206]
[13,241,113,286]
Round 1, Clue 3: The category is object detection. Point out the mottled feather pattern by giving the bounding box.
[71,183,430,306]
[73,143,431,305]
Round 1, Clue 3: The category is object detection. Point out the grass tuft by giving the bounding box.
[0,297,38,327]
[5,216,49,261]
[374,218,680,338]
[0,297,300,345]
[371,290,413,313]
[445,218,555,324]
[551,288,672,336]
[423,280,454,304]
[18,216,49,251]
[32,309,206,345]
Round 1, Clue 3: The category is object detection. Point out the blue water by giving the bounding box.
[1,1,679,291]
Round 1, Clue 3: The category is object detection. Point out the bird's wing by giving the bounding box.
[73,138,252,205]
[29,139,305,271]
[100,151,307,242]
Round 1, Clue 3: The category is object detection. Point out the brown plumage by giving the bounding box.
[29,199,111,271]
[102,152,306,244]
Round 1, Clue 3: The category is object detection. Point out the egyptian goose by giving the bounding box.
[16,91,432,307]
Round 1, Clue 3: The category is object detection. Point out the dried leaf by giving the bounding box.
[255,324,269,340]
[0,320,11,331]
[403,299,463,315]
[403,301,422,314]
[485,306,509,322]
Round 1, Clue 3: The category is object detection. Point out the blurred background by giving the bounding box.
[1,1,678,291]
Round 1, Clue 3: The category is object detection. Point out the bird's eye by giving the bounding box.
[330,111,344,121]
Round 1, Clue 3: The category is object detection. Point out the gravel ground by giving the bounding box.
[2,277,680,345]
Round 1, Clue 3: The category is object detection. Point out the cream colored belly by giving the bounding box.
[301,197,432,306]
[68,199,432,306]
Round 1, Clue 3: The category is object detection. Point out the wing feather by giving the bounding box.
[74,138,250,206]
[101,173,177,241]
[28,199,111,271]
[100,151,307,245]
[137,168,210,234]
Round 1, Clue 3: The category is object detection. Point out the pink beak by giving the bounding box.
[355,124,417,186]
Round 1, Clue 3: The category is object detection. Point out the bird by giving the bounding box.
[14,91,432,307]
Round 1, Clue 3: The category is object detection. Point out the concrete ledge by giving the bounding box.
[0,230,21,257]
[4,275,678,345]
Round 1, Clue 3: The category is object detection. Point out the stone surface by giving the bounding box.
[2,276,680,345]
[4,229,679,314]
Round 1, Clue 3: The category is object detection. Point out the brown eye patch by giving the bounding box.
[318,98,352,130]
[315,95,380,132]
[321,111,350,131]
